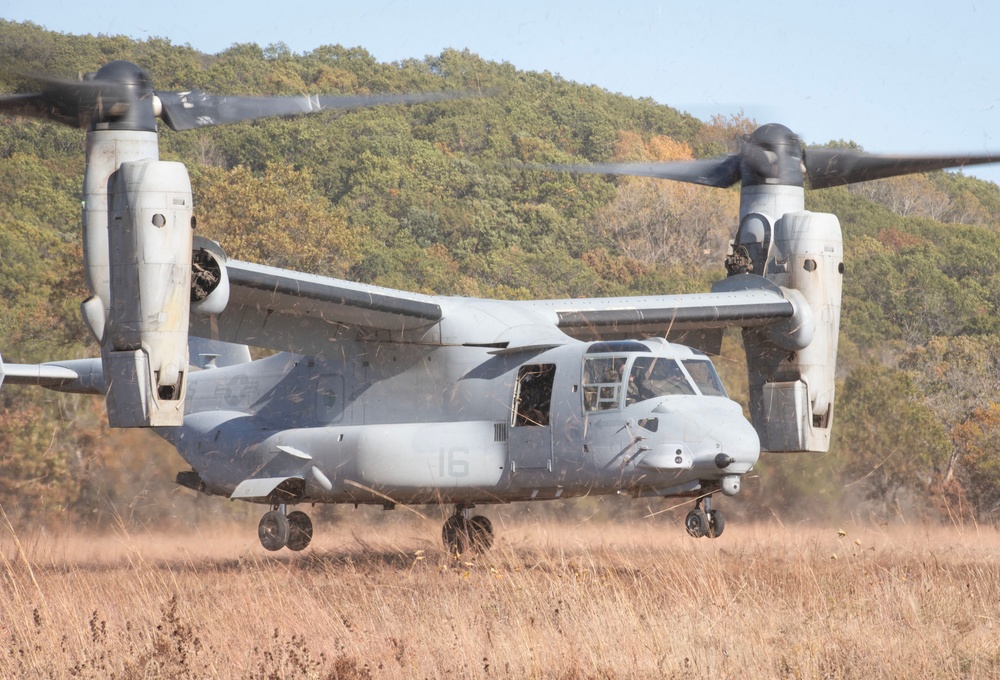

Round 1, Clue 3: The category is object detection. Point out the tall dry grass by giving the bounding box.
[2,509,1000,678]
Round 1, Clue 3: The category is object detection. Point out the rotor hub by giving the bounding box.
[86,60,157,132]
[740,123,805,187]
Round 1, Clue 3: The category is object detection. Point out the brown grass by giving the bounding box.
[3,510,1000,678]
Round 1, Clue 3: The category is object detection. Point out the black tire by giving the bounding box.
[286,510,313,551]
[442,515,471,554]
[706,509,725,538]
[685,508,708,538]
[258,510,290,551]
[469,515,495,552]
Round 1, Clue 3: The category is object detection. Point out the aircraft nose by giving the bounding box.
[650,397,760,472]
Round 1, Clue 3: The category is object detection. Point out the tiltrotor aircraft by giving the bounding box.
[2,61,998,552]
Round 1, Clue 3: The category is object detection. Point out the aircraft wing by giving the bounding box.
[513,274,803,353]
[190,260,445,355]
[195,263,801,356]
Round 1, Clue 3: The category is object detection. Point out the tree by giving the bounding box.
[848,174,951,221]
[191,163,360,277]
[592,133,738,268]
[834,365,950,516]
[691,110,759,158]
[901,335,1000,427]
[950,405,1000,520]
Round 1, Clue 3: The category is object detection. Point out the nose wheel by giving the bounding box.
[684,497,724,539]
[442,504,495,554]
[258,505,313,551]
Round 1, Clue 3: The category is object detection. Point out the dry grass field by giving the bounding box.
[3,508,1000,679]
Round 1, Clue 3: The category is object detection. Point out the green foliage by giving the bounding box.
[813,185,1000,346]
[0,400,80,522]
[0,153,90,360]
[192,163,360,276]
[833,365,950,516]
[900,335,1000,429]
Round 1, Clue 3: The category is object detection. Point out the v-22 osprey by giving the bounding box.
[3,60,998,552]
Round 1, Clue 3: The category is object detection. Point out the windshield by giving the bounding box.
[626,357,695,405]
[682,359,727,397]
[583,354,727,411]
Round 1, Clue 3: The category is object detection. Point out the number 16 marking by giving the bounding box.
[439,448,470,478]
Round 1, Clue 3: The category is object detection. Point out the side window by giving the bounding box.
[582,356,626,412]
[315,374,344,423]
[512,364,556,427]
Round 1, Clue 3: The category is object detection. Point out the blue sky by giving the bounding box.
[6,0,1000,183]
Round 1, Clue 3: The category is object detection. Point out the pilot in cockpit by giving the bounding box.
[627,357,694,405]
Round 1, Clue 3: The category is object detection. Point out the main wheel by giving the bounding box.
[442,515,471,554]
[286,510,313,551]
[259,510,290,551]
[469,515,495,552]
[685,508,708,538]
[706,509,725,538]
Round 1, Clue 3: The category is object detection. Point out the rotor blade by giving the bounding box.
[804,147,1000,189]
[532,155,743,188]
[0,77,130,128]
[0,93,47,118]
[156,89,468,131]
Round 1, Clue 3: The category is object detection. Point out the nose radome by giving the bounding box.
[651,398,760,472]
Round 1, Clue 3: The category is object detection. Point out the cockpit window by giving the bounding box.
[582,355,627,411]
[583,354,727,410]
[682,359,727,397]
[626,357,695,405]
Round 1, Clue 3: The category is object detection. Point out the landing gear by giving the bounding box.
[259,509,290,551]
[442,515,469,553]
[685,496,724,539]
[706,508,725,538]
[442,504,495,554]
[286,510,313,551]
[684,507,708,538]
[258,505,313,551]
[469,515,494,551]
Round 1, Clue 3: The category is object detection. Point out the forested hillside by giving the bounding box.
[3,20,1000,528]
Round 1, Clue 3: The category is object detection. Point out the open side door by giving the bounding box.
[508,363,556,472]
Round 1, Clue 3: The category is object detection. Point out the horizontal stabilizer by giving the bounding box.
[0,356,105,394]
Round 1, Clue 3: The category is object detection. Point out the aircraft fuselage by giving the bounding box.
[159,337,759,508]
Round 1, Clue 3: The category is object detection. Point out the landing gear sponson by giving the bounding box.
[258,504,314,552]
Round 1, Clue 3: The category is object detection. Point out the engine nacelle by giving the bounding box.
[102,159,194,427]
[191,237,230,316]
[743,211,843,453]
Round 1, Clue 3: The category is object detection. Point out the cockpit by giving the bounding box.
[581,340,727,412]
